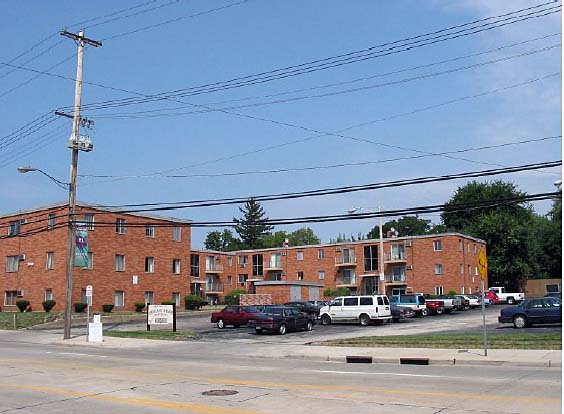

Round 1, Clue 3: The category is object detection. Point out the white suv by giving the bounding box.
[319,295,392,326]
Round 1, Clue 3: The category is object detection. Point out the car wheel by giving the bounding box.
[359,314,370,326]
[513,314,528,328]
[421,308,429,316]
[507,297,515,305]
[321,314,331,325]
[436,307,444,315]
[217,319,225,329]
[234,325,240,328]
[278,324,287,335]
[255,328,262,335]
[306,321,313,331]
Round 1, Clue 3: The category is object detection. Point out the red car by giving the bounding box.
[425,300,445,315]
[211,305,262,329]
[481,291,500,305]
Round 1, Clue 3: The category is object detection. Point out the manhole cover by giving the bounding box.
[202,390,239,396]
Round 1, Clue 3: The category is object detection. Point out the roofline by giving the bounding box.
[0,201,192,224]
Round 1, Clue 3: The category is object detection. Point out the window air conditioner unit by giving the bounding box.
[16,290,24,297]
[406,264,413,270]
[18,254,26,261]
[404,240,412,247]
[20,219,27,225]
[281,251,287,256]
[240,263,247,268]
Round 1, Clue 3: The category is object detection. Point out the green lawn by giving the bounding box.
[323,333,562,350]
[104,330,199,341]
[0,312,60,330]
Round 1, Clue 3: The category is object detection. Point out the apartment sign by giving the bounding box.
[147,304,177,332]
[74,225,89,267]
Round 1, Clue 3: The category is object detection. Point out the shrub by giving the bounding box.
[42,300,56,313]
[16,300,30,312]
[323,287,349,298]
[447,290,458,296]
[134,302,145,313]
[224,289,247,305]
[102,304,114,313]
[74,302,88,313]
[161,300,176,306]
[184,295,207,310]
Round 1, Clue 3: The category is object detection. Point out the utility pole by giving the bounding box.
[378,206,385,294]
[59,29,101,340]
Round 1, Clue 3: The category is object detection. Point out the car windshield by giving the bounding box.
[243,307,260,313]
[266,307,284,315]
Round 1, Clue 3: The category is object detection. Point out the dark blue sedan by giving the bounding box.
[498,297,562,328]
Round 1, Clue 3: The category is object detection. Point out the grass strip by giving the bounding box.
[104,330,199,341]
[322,333,561,350]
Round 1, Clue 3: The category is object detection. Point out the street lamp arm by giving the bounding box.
[18,166,69,190]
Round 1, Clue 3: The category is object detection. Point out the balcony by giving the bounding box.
[205,283,224,293]
[336,276,357,286]
[265,261,283,271]
[335,255,357,267]
[384,252,407,263]
[384,274,407,284]
[205,264,224,274]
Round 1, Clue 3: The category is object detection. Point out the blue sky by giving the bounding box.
[0,0,561,248]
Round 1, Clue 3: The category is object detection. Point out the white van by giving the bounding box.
[319,295,392,326]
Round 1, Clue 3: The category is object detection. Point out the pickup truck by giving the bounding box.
[390,294,428,316]
[432,295,461,313]
[488,287,525,304]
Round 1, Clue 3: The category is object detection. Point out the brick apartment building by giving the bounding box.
[1,202,487,311]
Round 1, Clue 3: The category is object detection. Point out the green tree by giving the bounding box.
[288,227,321,246]
[204,229,240,252]
[262,231,289,249]
[233,198,273,249]
[440,180,537,290]
[530,198,562,279]
[367,215,432,239]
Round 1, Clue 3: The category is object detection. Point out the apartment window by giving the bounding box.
[4,291,17,306]
[319,271,325,280]
[145,224,155,238]
[145,257,155,273]
[364,245,378,272]
[116,218,126,234]
[271,272,282,281]
[238,255,248,266]
[238,274,247,284]
[48,214,56,229]
[6,256,19,272]
[144,291,154,305]
[318,249,325,259]
[391,266,406,282]
[46,252,54,270]
[433,240,442,251]
[467,242,470,252]
[297,251,304,261]
[474,244,478,254]
[44,289,53,301]
[252,254,263,276]
[8,220,21,236]
[113,291,124,307]
[172,226,181,242]
[227,276,233,285]
[84,213,95,230]
[434,264,443,275]
[468,287,472,294]
[190,254,200,276]
[458,239,463,251]
[435,286,444,295]
[468,265,471,275]
[172,259,181,274]
[115,254,125,271]
[227,257,233,267]
[172,292,180,306]
[269,253,282,268]
[460,264,464,275]
[461,286,465,295]
[297,271,304,281]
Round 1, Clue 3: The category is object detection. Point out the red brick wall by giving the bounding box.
[239,294,272,306]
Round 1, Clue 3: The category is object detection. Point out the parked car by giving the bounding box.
[319,295,392,326]
[248,306,314,335]
[390,294,428,316]
[498,297,562,328]
[478,290,500,304]
[544,292,562,299]
[391,303,416,322]
[431,295,459,313]
[455,295,470,310]
[210,305,262,329]
[284,301,322,317]
[465,294,482,309]
[489,286,525,305]
[308,300,330,307]
[424,300,445,315]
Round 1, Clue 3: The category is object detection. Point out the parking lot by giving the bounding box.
[105,304,562,345]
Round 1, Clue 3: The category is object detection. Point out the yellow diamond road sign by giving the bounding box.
[477,248,488,280]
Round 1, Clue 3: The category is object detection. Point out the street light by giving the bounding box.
[17,165,75,340]
[348,206,385,294]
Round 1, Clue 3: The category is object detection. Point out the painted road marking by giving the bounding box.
[45,351,107,358]
[0,383,260,414]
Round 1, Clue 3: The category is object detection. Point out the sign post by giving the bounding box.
[477,248,488,357]
[85,284,92,341]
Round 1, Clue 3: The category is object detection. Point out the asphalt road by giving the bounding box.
[0,335,560,414]
[103,305,562,345]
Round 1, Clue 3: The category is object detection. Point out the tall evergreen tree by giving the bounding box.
[233,198,273,249]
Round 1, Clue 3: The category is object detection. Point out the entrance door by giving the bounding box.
[290,285,302,301]
[363,277,378,295]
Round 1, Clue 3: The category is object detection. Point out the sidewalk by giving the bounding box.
[2,330,560,368]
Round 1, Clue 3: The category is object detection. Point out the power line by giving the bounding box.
[78,135,561,180]
[70,2,561,112]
